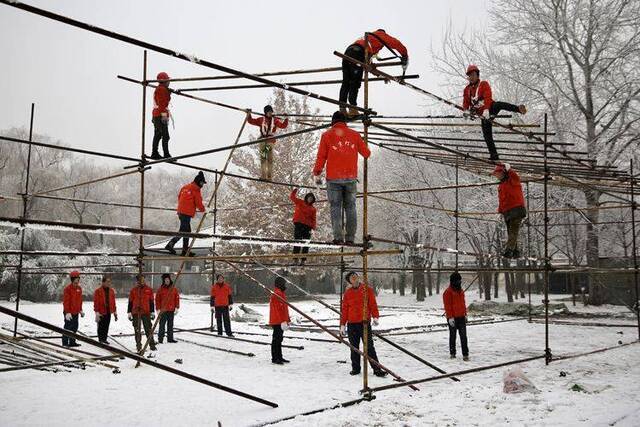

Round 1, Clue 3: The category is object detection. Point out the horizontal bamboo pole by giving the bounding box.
[144,249,402,262]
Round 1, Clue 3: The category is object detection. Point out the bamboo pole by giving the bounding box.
[361,36,371,395]
[543,114,551,365]
[630,160,640,340]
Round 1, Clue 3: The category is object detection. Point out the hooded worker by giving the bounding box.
[492,163,526,258]
[165,171,207,256]
[289,188,317,265]
[443,272,469,360]
[269,276,291,365]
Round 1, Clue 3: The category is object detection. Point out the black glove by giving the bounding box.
[400,56,409,67]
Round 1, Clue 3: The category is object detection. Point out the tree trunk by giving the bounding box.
[399,275,406,296]
[392,277,396,294]
[584,188,602,304]
[435,259,442,294]
[414,268,425,302]
[426,271,433,296]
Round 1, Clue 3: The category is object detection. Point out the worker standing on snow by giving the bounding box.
[340,272,387,377]
[156,273,180,344]
[150,71,172,160]
[246,106,289,181]
[443,272,469,361]
[289,188,317,265]
[313,111,370,245]
[492,163,527,258]
[62,270,84,347]
[165,171,207,256]
[127,274,157,353]
[210,274,234,337]
[462,64,527,161]
[339,29,408,117]
[269,277,291,365]
[93,274,117,344]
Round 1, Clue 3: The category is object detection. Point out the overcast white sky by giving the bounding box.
[0,0,488,171]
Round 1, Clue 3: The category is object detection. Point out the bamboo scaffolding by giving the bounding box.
[144,249,401,262]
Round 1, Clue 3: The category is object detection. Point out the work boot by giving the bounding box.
[281,358,290,363]
[450,354,456,359]
[99,340,110,345]
[158,338,163,344]
[150,345,157,351]
[348,107,359,118]
[164,243,176,255]
[518,105,527,114]
[167,339,178,343]
[345,240,355,246]
[373,370,388,377]
[70,343,81,347]
[150,151,162,160]
[463,355,470,361]
[349,369,360,376]
[272,359,284,365]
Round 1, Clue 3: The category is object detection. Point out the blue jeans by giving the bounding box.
[327,179,357,242]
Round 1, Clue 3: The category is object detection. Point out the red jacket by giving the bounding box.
[313,122,371,181]
[340,284,379,325]
[247,115,288,144]
[290,189,316,229]
[177,182,205,218]
[63,283,83,315]
[443,286,467,318]
[128,285,155,315]
[497,169,525,214]
[354,30,408,57]
[463,80,493,115]
[155,285,180,312]
[152,85,171,118]
[269,288,290,325]
[210,282,233,307]
[93,286,116,315]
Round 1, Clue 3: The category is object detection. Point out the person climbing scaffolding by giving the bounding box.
[492,163,527,259]
[462,64,527,161]
[165,171,207,256]
[246,105,289,181]
[150,71,172,160]
[289,188,316,265]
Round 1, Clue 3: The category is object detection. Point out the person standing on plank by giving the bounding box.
[127,274,157,352]
[289,188,317,265]
[269,277,291,365]
[313,111,370,245]
[150,71,172,160]
[339,272,387,377]
[443,272,469,361]
[93,274,117,345]
[246,106,289,181]
[165,171,207,256]
[210,274,234,337]
[156,273,180,344]
[62,270,84,347]
[339,29,408,117]
[463,64,527,161]
[492,163,527,258]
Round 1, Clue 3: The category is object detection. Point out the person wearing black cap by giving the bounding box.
[443,272,469,361]
[156,273,180,344]
[165,171,206,256]
[246,105,289,181]
[289,188,317,265]
[269,276,291,364]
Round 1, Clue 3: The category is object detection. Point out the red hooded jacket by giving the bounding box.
[497,169,525,214]
[177,182,205,218]
[354,30,408,57]
[247,115,288,144]
[155,285,180,312]
[93,286,116,315]
[269,287,291,325]
[443,286,467,318]
[290,189,316,229]
[152,85,171,118]
[340,284,379,325]
[63,283,83,315]
[128,285,155,315]
[313,122,371,181]
[463,80,493,115]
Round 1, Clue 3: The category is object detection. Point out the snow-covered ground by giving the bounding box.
[0,290,638,427]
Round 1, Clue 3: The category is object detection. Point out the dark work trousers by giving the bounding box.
[503,206,527,251]
[132,314,156,351]
[271,324,284,362]
[347,322,381,372]
[448,316,469,357]
[97,313,111,342]
[215,306,232,336]
[151,116,170,156]
[167,213,192,252]
[158,311,175,342]
[339,44,365,106]
[480,101,522,159]
[62,314,79,346]
[292,222,312,262]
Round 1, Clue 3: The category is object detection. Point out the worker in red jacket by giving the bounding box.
[463,64,527,161]
[340,29,408,117]
[156,273,180,344]
[165,171,207,256]
[210,274,234,336]
[127,274,157,352]
[313,111,371,245]
[269,277,291,365]
[340,272,387,377]
[289,188,317,265]
[246,105,289,181]
[492,163,527,258]
[150,71,172,160]
[443,272,469,360]
[93,274,117,344]
[62,270,84,347]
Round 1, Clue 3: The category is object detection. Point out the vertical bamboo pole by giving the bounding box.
[543,113,551,364]
[630,160,640,340]
[455,156,459,268]
[211,171,219,332]
[526,181,532,322]
[13,102,35,337]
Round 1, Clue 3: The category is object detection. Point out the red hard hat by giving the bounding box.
[466,64,480,75]
[69,270,81,279]
[157,72,170,81]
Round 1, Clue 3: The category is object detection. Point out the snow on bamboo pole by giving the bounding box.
[0,304,279,407]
